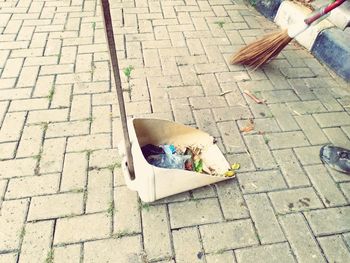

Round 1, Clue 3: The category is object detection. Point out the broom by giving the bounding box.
[230,0,346,69]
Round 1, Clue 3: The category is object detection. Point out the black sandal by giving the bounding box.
[320,144,350,174]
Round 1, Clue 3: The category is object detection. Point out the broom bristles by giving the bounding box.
[230,30,292,70]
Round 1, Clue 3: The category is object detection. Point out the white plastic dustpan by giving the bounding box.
[100,0,232,203]
[119,118,231,202]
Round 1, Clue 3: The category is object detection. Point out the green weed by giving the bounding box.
[214,21,225,28]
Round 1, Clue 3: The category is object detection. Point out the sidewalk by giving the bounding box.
[0,0,350,262]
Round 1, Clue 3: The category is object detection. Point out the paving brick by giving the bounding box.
[215,180,248,220]
[66,134,111,152]
[200,220,258,253]
[279,213,326,263]
[0,88,32,101]
[32,75,54,97]
[323,127,350,149]
[54,213,110,244]
[340,182,350,200]
[269,104,299,131]
[305,206,350,236]
[217,121,245,153]
[73,81,109,94]
[244,134,277,169]
[305,165,347,207]
[86,169,111,213]
[89,149,120,169]
[294,115,328,145]
[318,235,350,263]
[9,98,49,112]
[245,193,285,244]
[70,94,91,121]
[267,131,309,150]
[0,78,15,90]
[54,244,81,263]
[1,58,23,78]
[6,173,59,199]
[60,46,77,64]
[206,251,236,263]
[28,192,83,221]
[0,158,36,179]
[142,205,172,261]
[0,199,28,251]
[213,106,252,122]
[0,253,17,263]
[46,121,90,138]
[314,112,350,128]
[40,137,66,174]
[61,152,88,191]
[195,63,228,74]
[169,199,223,228]
[17,124,43,158]
[294,146,322,165]
[27,108,69,124]
[172,227,204,263]
[272,149,310,187]
[84,236,142,263]
[18,221,53,263]
[190,96,227,109]
[0,112,26,142]
[226,152,255,172]
[269,187,323,214]
[114,186,141,234]
[198,74,221,96]
[313,88,343,112]
[193,109,220,137]
[0,142,16,159]
[235,243,295,263]
[238,170,287,194]
[24,56,57,66]
[16,66,39,87]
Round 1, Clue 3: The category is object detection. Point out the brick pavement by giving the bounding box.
[0,0,350,262]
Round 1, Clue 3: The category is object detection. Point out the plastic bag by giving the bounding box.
[146,145,191,169]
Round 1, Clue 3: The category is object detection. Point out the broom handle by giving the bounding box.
[100,0,135,179]
[304,0,346,25]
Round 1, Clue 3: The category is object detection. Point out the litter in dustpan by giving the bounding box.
[99,0,236,203]
[119,118,236,203]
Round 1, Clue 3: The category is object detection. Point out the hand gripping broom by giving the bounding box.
[230,0,346,69]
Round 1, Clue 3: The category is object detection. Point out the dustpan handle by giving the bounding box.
[100,0,135,179]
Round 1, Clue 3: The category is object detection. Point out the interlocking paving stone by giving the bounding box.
[39,137,66,174]
[206,251,236,263]
[266,131,309,150]
[0,253,17,263]
[54,213,111,245]
[304,207,350,236]
[313,112,350,128]
[304,165,347,207]
[294,115,328,145]
[6,173,59,199]
[85,169,112,213]
[18,221,53,263]
[269,104,299,131]
[323,127,350,149]
[28,192,84,221]
[318,235,350,263]
[0,199,28,251]
[169,199,223,228]
[0,158,36,179]
[216,180,249,220]
[268,187,323,214]
[172,227,204,262]
[272,149,310,187]
[200,220,258,253]
[279,213,326,263]
[243,134,277,170]
[238,170,287,194]
[114,186,141,235]
[84,236,142,263]
[142,205,172,261]
[293,146,323,165]
[286,100,327,115]
[53,244,81,263]
[340,182,350,200]
[235,243,295,263]
[217,121,245,153]
[245,194,285,244]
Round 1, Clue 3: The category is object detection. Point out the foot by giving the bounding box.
[320,144,350,174]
